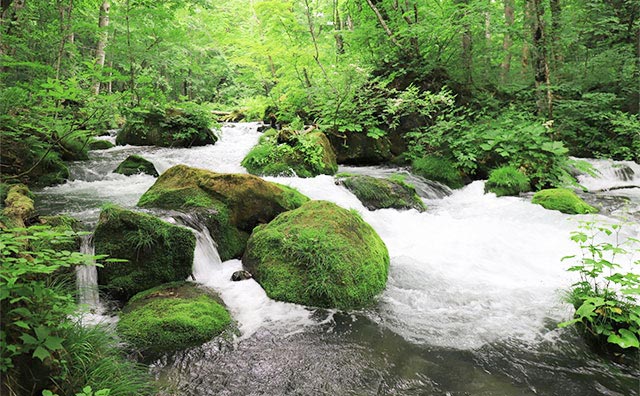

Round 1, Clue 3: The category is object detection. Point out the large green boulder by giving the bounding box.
[93,205,196,302]
[241,129,338,177]
[117,282,231,354]
[485,166,530,197]
[242,200,390,310]
[137,165,309,261]
[114,155,159,177]
[89,139,115,150]
[531,188,598,214]
[117,103,217,148]
[326,131,393,165]
[339,174,425,212]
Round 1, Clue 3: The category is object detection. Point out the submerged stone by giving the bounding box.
[531,188,598,214]
[114,154,159,177]
[117,282,231,354]
[243,200,389,310]
[94,205,196,302]
[137,165,309,261]
[339,174,426,212]
[231,270,252,281]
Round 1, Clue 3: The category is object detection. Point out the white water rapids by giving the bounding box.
[39,123,640,352]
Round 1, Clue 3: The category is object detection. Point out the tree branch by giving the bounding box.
[365,0,402,48]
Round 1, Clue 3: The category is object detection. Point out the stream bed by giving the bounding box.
[35,123,640,396]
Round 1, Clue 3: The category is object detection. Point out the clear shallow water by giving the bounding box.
[35,124,640,395]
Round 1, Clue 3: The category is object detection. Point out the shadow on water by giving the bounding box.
[151,313,639,396]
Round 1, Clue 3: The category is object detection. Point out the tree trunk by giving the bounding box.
[501,0,514,83]
[521,0,531,79]
[458,0,473,84]
[365,0,402,48]
[529,0,553,118]
[549,0,562,70]
[93,1,110,95]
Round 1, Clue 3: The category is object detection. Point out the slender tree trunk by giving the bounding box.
[458,0,473,84]
[529,0,553,118]
[501,0,514,83]
[93,1,110,95]
[549,0,562,71]
[521,1,531,79]
[365,0,402,48]
[333,0,344,55]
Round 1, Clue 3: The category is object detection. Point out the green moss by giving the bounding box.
[114,155,159,177]
[89,139,115,150]
[94,205,196,302]
[241,130,338,178]
[243,200,389,310]
[117,282,231,354]
[340,175,426,211]
[412,156,464,189]
[3,184,35,227]
[137,165,309,260]
[531,188,598,214]
[485,166,531,197]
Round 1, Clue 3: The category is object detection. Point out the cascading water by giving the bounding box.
[34,123,640,395]
[77,235,100,309]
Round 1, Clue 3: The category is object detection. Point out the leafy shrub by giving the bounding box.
[411,156,464,189]
[560,221,640,353]
[485,166,530,197]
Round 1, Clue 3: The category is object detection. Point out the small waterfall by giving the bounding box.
[76,235,101,310]
[576,158,640,191]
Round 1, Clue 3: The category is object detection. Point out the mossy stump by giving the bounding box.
[241,129,338,177]
[485,166,531,197]
[243,200,390,310]
[137,165,309,261]
[339,175,426,211]
[117,282,231,354]
[93,205,196,302]
[114,155,159,177]
[2,184,35,228]
[531,188,598,214]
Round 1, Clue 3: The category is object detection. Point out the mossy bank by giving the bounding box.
[243,200,389,310]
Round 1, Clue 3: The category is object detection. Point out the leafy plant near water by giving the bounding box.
[0,226,153,395]
[559,220,640,351]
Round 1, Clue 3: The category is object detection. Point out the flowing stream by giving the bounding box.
[35,123,640,395]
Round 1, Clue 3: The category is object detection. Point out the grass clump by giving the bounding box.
[93,205,196,302]
[243,200,389,310]
[117,282,232,354]
[531,188,598,214]
[340,175,425,211]
[411,155,464,189]
[485,166,531,197]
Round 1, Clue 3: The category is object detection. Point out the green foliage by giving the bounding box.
[531,188,598,215]
[340,175,426,211]
[93,205,196,302]
[559,221,640,352]
[411,156,464,189]
[243,200,390,310]
[485,166,531,197]
[117,282,231,354]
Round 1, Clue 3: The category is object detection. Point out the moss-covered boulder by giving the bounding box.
[117,103,217,148]
[339,175,426,212]
[327,131,393,165]
[93,205,196,302]
[117,282,231,354]
[411,156,464,189]
[532,188,598,214]
[137,165,309,261]
[243,200,390,310]
[2,184,35,228]
[89,139,115,150]
[114,155,159,177]
[485,166,531,197]
[241,129,338,177]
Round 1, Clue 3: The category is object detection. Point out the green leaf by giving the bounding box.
[607,329,639,349]
[19,333,39,345]
[44,336,64,351]
[32,346,51,361]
